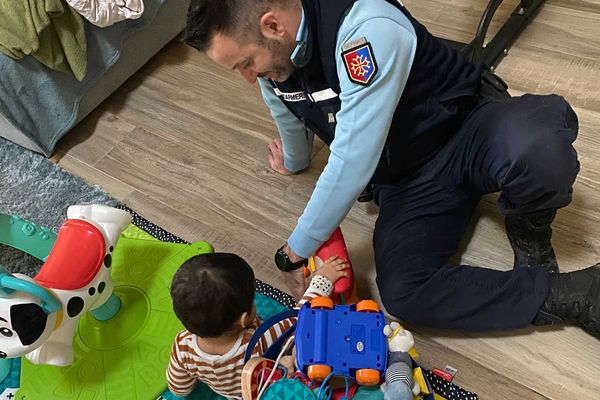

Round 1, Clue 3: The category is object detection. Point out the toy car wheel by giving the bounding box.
[310,296,334,310]
[355,368,380,386]
[356,299,379,313]
[308,364,332,382]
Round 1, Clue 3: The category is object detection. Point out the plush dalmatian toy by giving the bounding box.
[0,205,131,367]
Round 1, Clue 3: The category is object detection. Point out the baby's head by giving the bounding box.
[170,253,256,337]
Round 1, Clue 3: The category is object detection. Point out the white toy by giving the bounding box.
[0,205,131,367]
[382,321,421,400]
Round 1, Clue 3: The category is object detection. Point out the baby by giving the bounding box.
[166,252,348,399]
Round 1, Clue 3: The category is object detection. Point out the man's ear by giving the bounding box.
[259,11,285,40]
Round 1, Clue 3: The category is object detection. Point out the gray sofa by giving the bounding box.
[0,0,189,156]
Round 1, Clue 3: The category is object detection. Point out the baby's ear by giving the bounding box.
[240,307,256,329]
[239,311,249,329]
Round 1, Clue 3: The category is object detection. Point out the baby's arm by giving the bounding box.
[295,256,350,309]
[166,332,198,397]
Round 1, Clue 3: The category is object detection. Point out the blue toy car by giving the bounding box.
[295,297,388,386]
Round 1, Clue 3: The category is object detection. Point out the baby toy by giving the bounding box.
[0,205,214,400]
[295,296,387,386]
[382,322,420,400]
[241,296,380,400]
[0,204,131,367]
[304,227,358,304]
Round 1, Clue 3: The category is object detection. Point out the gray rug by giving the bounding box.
[0,137,118,276]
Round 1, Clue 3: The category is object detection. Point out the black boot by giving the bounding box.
[533,264,600,337]
[505,209,559,273]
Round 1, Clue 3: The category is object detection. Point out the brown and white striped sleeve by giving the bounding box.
[166,331,197,397]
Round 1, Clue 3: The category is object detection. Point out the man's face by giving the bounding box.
[207,32,296,84]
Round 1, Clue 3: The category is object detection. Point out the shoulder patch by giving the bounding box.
[341,40,378,86]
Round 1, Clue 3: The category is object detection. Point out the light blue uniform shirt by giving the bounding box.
[259,0,417,258]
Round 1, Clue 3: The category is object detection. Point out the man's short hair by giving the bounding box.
[184,0,292,52]
[170,252,255,337]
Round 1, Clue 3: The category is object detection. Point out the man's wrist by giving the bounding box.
[283,243,304,263]
[275,244,306,272]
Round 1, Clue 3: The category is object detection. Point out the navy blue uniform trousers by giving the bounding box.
[373,92,579,331]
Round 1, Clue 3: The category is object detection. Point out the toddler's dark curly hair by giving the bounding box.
[170,253,255,337]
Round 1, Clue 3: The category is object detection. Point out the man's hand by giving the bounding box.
[282,243,303,263]
[283,268,307,301]
[268,138,294,175]
[279,244,308,300]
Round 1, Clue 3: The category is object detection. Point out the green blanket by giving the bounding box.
[0,0,87,81]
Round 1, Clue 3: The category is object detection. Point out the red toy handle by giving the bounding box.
[313,227,355,303]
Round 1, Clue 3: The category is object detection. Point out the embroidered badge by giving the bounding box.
[342,41,378,86]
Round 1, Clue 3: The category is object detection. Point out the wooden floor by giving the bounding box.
[52,0,600,398]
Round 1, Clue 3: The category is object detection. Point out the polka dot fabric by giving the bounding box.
[255,280,295,309]
[117,205,188,244]
[310,275,333,294]
[117,205,479,400]
[425,370,479,400]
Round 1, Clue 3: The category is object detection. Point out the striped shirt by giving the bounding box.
[166,278,332,399]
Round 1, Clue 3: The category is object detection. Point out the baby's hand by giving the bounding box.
[314,256,349,284]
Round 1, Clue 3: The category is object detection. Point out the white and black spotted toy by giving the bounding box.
[0,205,131,367]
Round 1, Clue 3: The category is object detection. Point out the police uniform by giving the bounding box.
[259,0,579,331]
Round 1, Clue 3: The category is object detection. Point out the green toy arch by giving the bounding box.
[0,214,58,383]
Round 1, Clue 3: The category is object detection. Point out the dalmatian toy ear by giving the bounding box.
[10,303,48,346]
[0,293,57,360]
[0,271,60,359]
